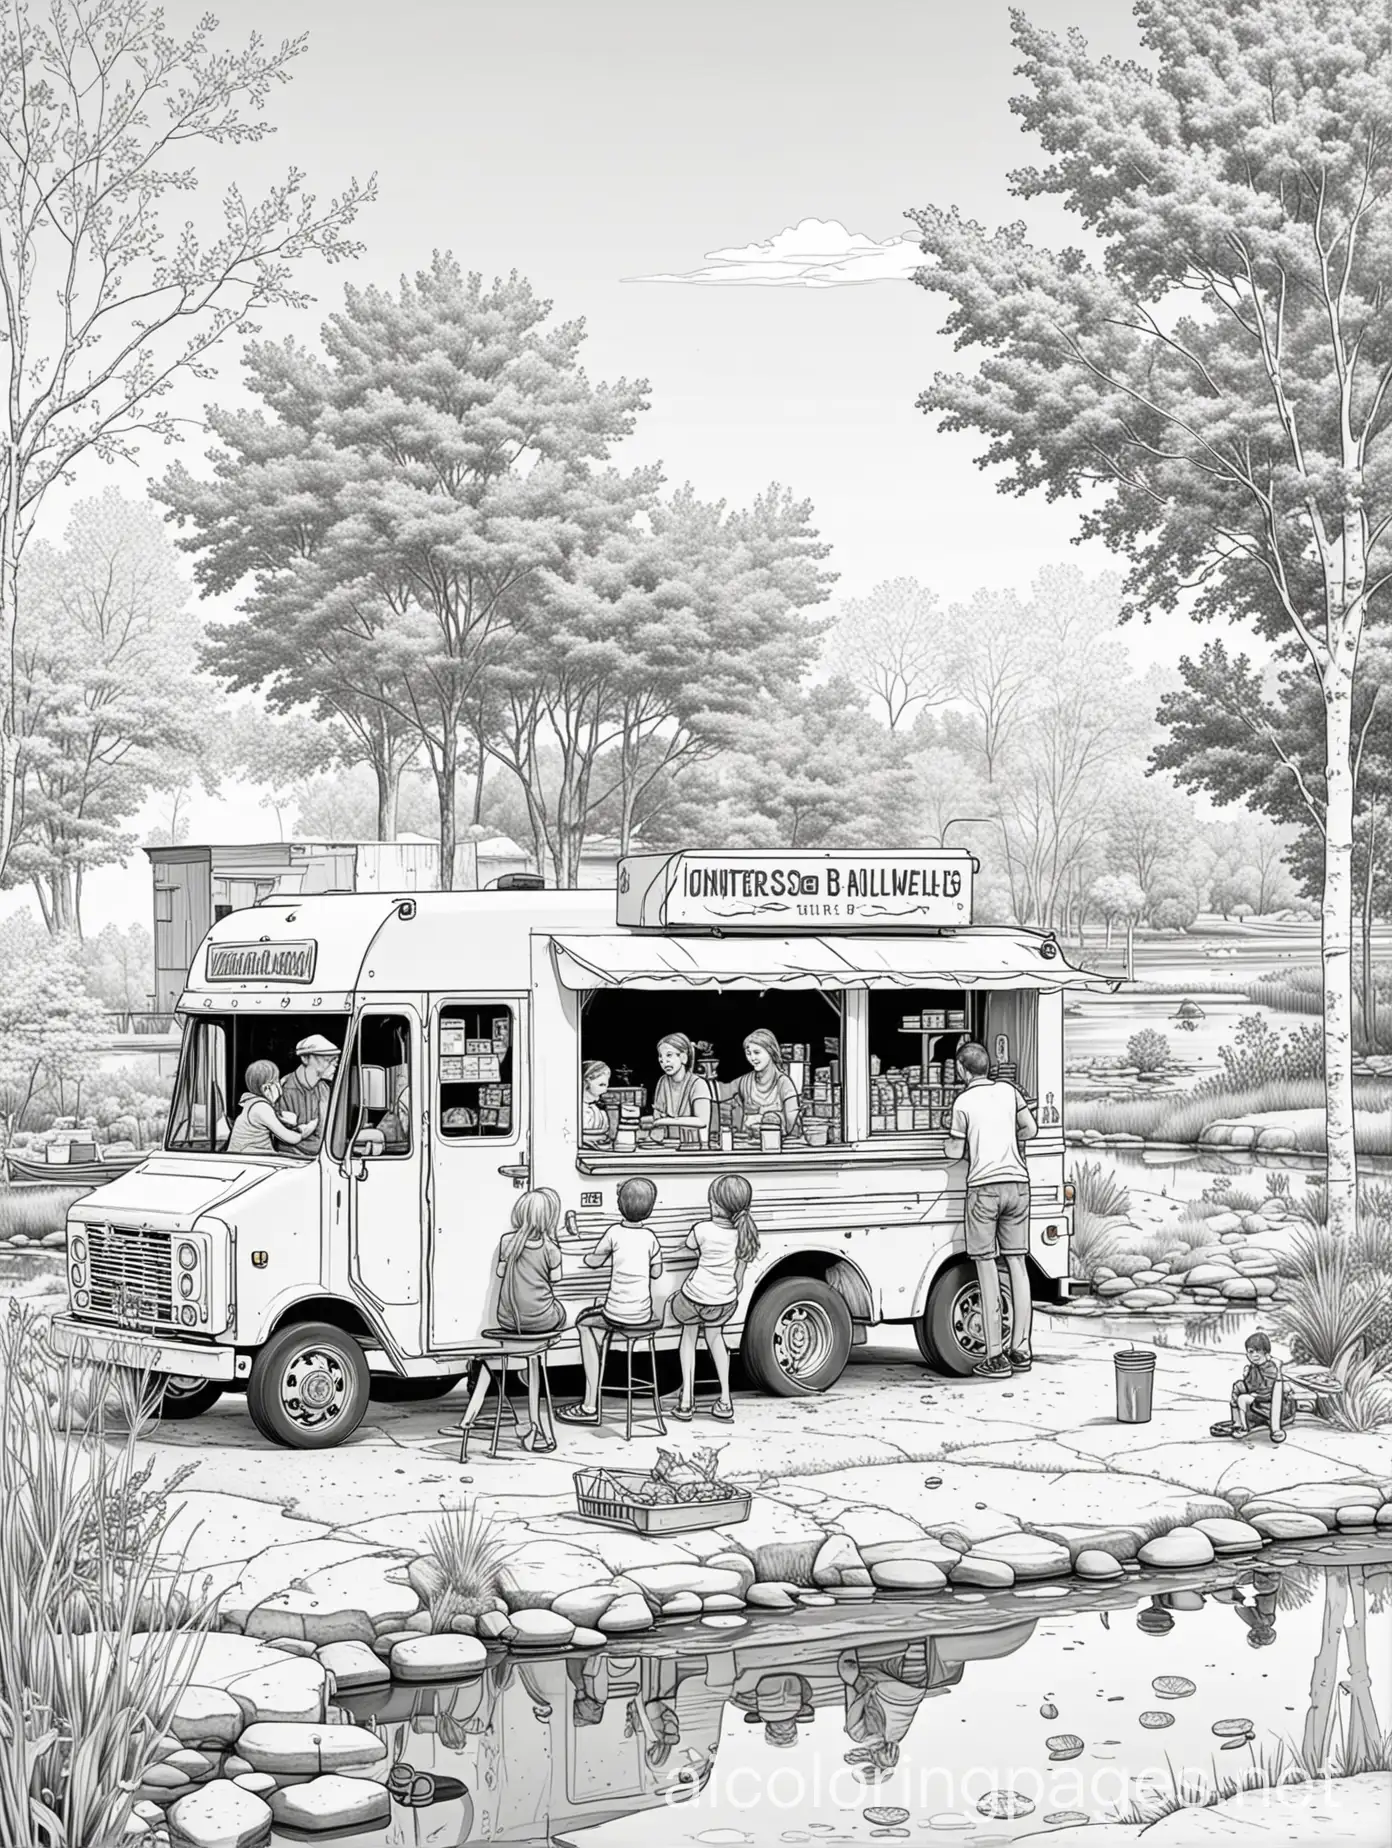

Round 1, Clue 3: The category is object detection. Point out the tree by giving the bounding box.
[0,915,105,1140]
[0,1,369,889]
[912,1,1392,1234]
[218,707,346,840]
[8,493,208,932]
[168,261,649,881]
[941,589,1035,782]
[827,578,948,730]
[1090,873,1146,978]
[1103,781,1196,916]
[80,923,155,1015]
[1150,890,1198,932]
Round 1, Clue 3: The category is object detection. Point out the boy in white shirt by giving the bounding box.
[556,1176,663,1425]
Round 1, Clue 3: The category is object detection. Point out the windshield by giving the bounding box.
[167,1013,350,1155]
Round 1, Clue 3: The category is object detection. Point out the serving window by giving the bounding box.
[578,987,846,1152]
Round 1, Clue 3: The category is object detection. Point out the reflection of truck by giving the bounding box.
[50,851,1106,1448]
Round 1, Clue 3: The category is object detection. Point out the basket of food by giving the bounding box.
[573,1448,751,1534]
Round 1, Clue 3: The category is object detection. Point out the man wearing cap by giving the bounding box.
[277,1035,340,1158]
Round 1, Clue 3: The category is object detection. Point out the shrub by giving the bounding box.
[1069,1159,1132,1220]
[1274,1228,1392,1430]
[1126,1029,1171,1073]
[422,1502,509,1629]
[1199,1013,1324,1096]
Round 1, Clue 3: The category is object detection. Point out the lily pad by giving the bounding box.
[977,1790,1035,1819]
[1138,1711,1175,1730]
[1222,1736,1256,1750]
[1212,1717,1255,1737]
[1151,1675,1196,1699]
[1045,1734,1084,1756]
[1040,1701,1058,1719]
[1044,1815,1089,1827]
[863,1811,910,1828]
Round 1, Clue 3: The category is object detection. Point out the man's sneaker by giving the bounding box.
[1006,1348,1032,1373]
[973,1355,1012,1380]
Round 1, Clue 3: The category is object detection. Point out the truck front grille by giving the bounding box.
[86,1224,175,1327]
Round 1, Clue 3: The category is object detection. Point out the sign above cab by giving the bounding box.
[616,851,974,932]
[206,939,318,982]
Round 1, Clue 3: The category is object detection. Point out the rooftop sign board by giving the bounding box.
[616,851,974,931]
[206,940,318,983]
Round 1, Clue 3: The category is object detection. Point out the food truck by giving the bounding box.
[50,851,1109,1448]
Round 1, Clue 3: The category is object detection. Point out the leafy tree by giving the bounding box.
[0,1,369,889]
[912,1,1392,1232]
[1103,781,1196,916]
[1090,873,1146,978]
[827,577,947,730]
[8,493,208,932]
[80,923,155,1015]
[1150,890,1199,932]
[0,915,105,1140]
[168,260,649,882]
[218,707,346,840]
[941,589,1035,782]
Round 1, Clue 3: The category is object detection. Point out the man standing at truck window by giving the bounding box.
[278,1034,340,1159]
[944,1040,1037,1380]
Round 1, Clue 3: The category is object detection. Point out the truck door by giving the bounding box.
[427,996,529,1350]
[333,1006,424,1308]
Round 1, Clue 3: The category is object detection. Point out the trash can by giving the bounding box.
[1114,1347,1156,1423]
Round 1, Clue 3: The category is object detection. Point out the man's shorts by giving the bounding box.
[670,1288,736,1327]
[964,1181,1030,1260]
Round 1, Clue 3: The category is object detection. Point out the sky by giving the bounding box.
[27,0,1173,934]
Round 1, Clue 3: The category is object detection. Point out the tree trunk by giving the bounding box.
[1323,662,1358,1237]
[1361,805,1377,1051]
[1302,1570,1349,1768]
[1343,1569,1381,1771]
[374,758,399,841]
[435,730,459,889]
[74,861,84,939]
[471,742,486,828]
[1103,916,1113,950]
[1124,917,1135,983]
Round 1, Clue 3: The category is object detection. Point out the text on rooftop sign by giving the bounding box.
[206,940,318,983]
[617,852,973,929]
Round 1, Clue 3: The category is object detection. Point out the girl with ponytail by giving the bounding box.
[668,1172,760,1422]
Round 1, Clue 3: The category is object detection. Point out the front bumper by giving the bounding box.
[48,1316,237,1382]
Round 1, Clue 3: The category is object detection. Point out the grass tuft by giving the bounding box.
[422,1502,510,1629]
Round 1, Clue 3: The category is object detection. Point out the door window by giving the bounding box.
[437,1004,514,1138]
[330,1014,414,1159]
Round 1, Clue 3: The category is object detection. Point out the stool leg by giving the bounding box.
[540,1354,556,1445]
[490,1357,507,1459]
[595,1331,612,1424]
[649,1335,666,1437]
[625,1339,635,1443]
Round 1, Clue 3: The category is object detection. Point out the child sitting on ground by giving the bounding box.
[556,1175,663,1425]
[227,1060,318,1155]
[1210,1330,1291,1444]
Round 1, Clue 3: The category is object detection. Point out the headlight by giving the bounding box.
[177,1242,199,1271]
[74,1289,89,1309]
[70,1235,87,1264]
[179,1305,197,1327]
[178,1273,196,1299]
[70,1264,84,1288]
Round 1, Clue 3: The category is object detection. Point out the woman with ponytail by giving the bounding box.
[668,1172,760,1422]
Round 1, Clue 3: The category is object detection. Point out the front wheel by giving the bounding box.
[246,1322,371,1449]
[142,1373,223,1420]
[917,1258,1014,1376]
[741,1276,852,1397]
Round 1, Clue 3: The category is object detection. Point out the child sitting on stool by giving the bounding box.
[1210,1331,1290,1444]
[556,1176,664,1425]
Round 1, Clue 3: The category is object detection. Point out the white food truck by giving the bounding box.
[50,850,1108,1447]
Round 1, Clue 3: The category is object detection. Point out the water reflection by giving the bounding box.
[300,1553,1390,1848]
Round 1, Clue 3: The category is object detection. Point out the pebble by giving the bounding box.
[1040,1701,1058,1719]
[1137,1527,1214,1570]
[389,1634,487,1681]
[1075,1550,1125,1580]
[795,1592,835,1607]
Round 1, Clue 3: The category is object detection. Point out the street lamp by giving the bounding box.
[941,816,995,846]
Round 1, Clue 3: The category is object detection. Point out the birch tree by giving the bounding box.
[911,0,1392,1234]
[0,0,369,886]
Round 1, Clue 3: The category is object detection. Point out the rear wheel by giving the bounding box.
[917,1258,1014,1376]
[247,1322,370,1449]
[742,1276,852,1397]
[369,1372,466,1403]
[146,1373,223,1419]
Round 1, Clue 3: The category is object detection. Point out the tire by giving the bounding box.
[918,1257,1015,1377]
[368,1372,466,1404]
[145,1373,223,1419]
[246,1321,371,1449]
[741,1276,853,1397]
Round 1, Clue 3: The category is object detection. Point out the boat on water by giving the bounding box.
[4,1149,146,1187]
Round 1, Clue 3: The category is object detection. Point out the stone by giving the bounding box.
[164,1748,218,1780]
[140,1763,192,1794]
[1336,1506,1379,1529]
[725,1499,827,1584]
[967,1534,1070,1580]
[371,1629,419,1658]
[171,1688,245,1749]
[625,1563,748,1602]
[245,1554,421,1647]
[222,1658,329,1728]
[1131,1269,1165,1286]
[1095,1278,1133,1298]
[660,1592,703,1618]
[476,1611,513,1641]
[259,1637,318,1658]
[745,1583,798,1610]
[1242,1483,1383,1522]
[497,1541,610,1612]
[1121,1289,1177,1309]
[390,1634,488,1680]
[547,1582,622,1630]
[870,1558,948,1592]
[570,1627,606,1648]
[1192,1518,1264,1554]
[222,1759,252,1780]
[166,1780,272,1848]
[231,1775,277,1799]
[838,1567,874,1588]
[702,1592,747,1613]
[1248,1510,1329,1540]
[949,1554,1015,1589]
[1074,1550,1125,1580]
[705,1550,757,1597]
[507,1609,576,1648]
[812,1533,866,1587]
[1092,1267,1118,1282]
[220,1541,410,1636]
[1221,1277,1258,1301]
[449,1613,478,1635]
[1184,1263,1239,1287]
[269,1776,390,1834]
[596,1592,653,1635]
[406,1555,445,1603]
[316,1641,389,1691]
[1204,1211,1243,1233]
[861,1537,962,1572]
[1378,1505,1392,1526]
[1250,1279,1277,1298]
[236,1722,388,1778]
[1137,1527,1215,1569]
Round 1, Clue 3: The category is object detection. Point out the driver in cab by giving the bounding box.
[277,1034,340,1159]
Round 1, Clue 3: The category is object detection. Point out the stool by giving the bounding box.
[462,1328,559,1462]
[594,1318,667,1441]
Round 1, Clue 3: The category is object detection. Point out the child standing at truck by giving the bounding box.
[556,1175,664,1426]
[226,1061,318,1155]
[669,1173,760,1423]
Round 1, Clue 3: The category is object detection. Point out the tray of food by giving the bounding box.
[573,1449,751,1534]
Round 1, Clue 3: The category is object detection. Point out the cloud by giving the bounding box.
[627,217,923,287]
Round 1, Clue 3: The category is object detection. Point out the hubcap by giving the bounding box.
[771,1301,835,1380]
[950,1279,1014,1358]
[280,1346,350,1427]
[166,1374,203,1395]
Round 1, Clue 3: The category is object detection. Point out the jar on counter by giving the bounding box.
[760,1112,783,1154]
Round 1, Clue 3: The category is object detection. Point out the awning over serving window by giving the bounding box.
[549,934,1117,993]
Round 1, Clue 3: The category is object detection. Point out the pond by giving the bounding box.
[280,1539,1392,1847]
